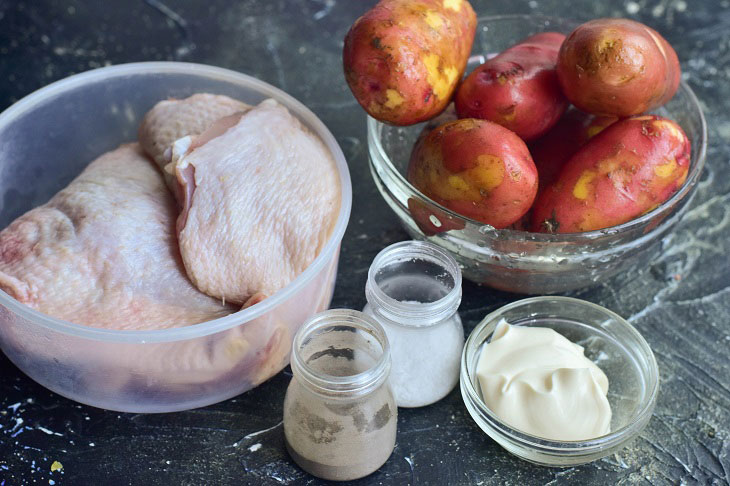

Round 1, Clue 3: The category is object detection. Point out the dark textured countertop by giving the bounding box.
[1,1,728,484]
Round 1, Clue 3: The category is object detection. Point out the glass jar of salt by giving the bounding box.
[283,309,396,481]
[363,240,464,408]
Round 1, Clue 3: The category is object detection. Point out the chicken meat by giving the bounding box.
[139,96,341,305]
[0,143,235,329]
[138,93,251,174]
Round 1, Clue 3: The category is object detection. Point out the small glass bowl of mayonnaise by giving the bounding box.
[460,296,659,467]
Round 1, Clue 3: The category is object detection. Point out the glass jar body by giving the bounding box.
[283,376,397,481]
[282,309,396,481]
[364,240,464,408]
[364,304,464,407]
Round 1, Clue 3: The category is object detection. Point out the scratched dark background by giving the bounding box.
[1,0,729,484]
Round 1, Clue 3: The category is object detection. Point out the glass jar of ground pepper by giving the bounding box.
[283,309,396,481]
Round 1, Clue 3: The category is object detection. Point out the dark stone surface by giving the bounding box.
[1,0,729,484]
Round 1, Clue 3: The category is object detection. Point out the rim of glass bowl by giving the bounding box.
[0,62,352,343]
[460,296,660,454]
[367,14,708,242]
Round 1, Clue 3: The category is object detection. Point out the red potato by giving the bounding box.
[454,32,568,141]
[530,115,690,233]
[343,0,477,126]
[529,108,618,190]
[557,18,681,116]
[408,118,538,228]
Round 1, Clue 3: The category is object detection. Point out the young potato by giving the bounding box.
[530,115,690,233]
[529,108,617,190]
[557,18,680,116]
[454,32,568,141]
[408,118,538,228]
[343,0,477,126]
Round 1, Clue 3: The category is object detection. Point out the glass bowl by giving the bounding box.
[460,296,659,466]
[368,14,707,294]
[0,62,352,412]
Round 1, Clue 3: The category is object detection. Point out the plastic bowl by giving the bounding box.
[460,296,659,466]
[368,15,707,294]
[0,62,352,413]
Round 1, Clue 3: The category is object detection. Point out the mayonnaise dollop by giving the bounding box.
[476,320,611,441]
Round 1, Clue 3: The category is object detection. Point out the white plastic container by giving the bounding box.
[0,62,352,413]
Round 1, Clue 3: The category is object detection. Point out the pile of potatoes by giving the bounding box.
[343,0,691,234]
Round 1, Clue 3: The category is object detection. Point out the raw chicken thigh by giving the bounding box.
[138,93,251,198]
[139,93,251,174]
[0,144,234,329]
[139,96,341,305]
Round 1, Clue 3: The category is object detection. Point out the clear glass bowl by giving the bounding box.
[460,296,659,466]
[368,14,707,294]
[0,62,352,412]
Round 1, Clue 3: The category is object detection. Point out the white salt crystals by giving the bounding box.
[363,241,464,408]
[367,302,464,407]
